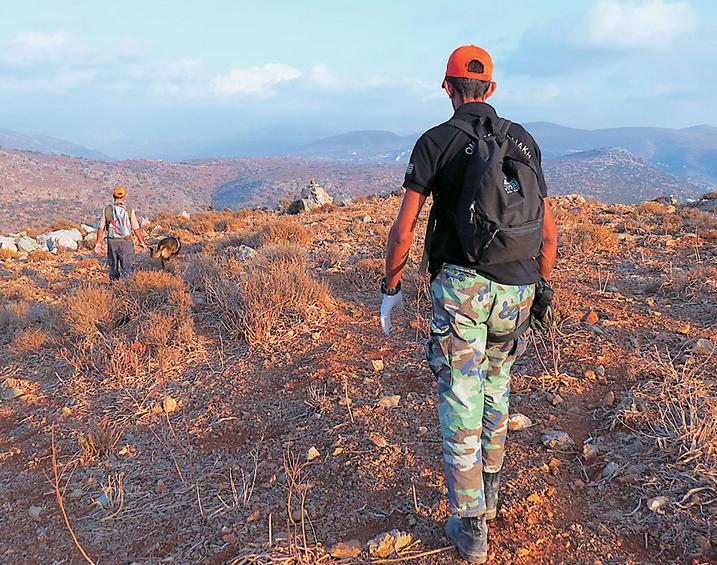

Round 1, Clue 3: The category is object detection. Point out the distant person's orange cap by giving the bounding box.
[113,186,126,198]
[444,45,494,83]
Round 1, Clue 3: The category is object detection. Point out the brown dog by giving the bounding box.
[151,236,181,270]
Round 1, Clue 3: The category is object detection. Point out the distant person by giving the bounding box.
[380,45,558,563]
[94,186,148,280]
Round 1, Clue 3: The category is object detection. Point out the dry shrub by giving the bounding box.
[342,258,383,291]
[63,286,119,340]
[153,210,185,231]
[1,301,41,340]
[115,270,194,344]
[680,207,717,232]
[12,328,49,356]
[254,218,312,247]
[194,209,249,233]
[649,266,717,300]
[28,250,55,262]
[0,248,18,260]
[238,261,331,347]
[561,222,619,253]
[638,201,668,215]
[618,350,716,483]
[80,417,122,462]
[61,272,195,380]
[191,244,331,348]
[551,203,592,228]
[253,243,308,269]
[206,231,256,255]
[72,258,97,270]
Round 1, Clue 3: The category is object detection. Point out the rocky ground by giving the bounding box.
[0,192,716,564]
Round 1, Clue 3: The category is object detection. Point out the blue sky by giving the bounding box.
[0,0,715,159]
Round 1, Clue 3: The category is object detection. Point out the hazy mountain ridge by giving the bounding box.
[293,130,417,163]
[0,126,708,231]
[542,147,700,203]
[291,122,717,190]
[0,128,109,161]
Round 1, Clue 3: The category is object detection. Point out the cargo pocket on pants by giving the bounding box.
[425,324,452,385]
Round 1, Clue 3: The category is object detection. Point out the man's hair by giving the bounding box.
[445,59,491,100]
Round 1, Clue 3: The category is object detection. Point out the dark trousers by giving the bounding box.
[107,239,135,281]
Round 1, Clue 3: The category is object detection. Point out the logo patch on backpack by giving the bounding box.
[503,176,521,194]
[405,163,414,175]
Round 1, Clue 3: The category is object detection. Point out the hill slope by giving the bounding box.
[542,147,700,203]
[0,195,715,563]
[526,122,717,188]
[0,128,109,161]
[0,143,704,232]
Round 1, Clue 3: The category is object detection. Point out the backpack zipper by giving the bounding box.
[499,218,543,233]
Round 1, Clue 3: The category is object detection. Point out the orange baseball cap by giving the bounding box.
[113,186,126,198]
[444,45,494,82]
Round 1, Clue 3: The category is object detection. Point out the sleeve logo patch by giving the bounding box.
[405,163,414,175]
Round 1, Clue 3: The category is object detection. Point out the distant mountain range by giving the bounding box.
[290,123,717,191]
[0,121,714,231]
[0,128,109,161]
[294,130,415,163]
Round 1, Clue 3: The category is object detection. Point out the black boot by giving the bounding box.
[445,514,488,563]
[483,471,500,520]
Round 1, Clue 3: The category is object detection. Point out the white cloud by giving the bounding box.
[210,63,301,96]
[583,0,695,50]
[3,30,84,66]
[307,64,342,89]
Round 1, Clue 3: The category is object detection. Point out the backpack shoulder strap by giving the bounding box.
[104,204,113,225]
[490,117,512,142]
[445,118,481,139]
[419,200,437,276]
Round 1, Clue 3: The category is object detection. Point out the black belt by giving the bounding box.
[486,318,531,344]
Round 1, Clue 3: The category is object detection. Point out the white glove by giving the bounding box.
[380,291,404,336]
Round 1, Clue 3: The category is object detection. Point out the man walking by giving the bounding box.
[94,186,148,280]
[380,45,558,562]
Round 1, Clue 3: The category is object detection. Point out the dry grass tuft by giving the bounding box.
[80,418,123,462]
[253,243,308,269]
[153,209,250,235]
[254,218,312,247]
[26,218,78,238]
[190,243,331,348]
[638,201,668,215]
[116,270,195,344]
[0,248,18,260]
[618,349,716,484]
[0,301,49,342]
[649,266,717,301]
[28,250,55,262]
[12,328,50,356]
[342,258,383,291]
[60,272,195,381]
[561,222,619,254]
[63,286,119,340]
[680,207,717,232]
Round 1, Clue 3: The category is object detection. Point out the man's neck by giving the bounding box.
[452,97,487,111]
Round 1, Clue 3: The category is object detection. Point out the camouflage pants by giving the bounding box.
[425,264,535,517]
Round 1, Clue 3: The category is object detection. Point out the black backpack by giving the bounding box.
[423,116,544,269]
